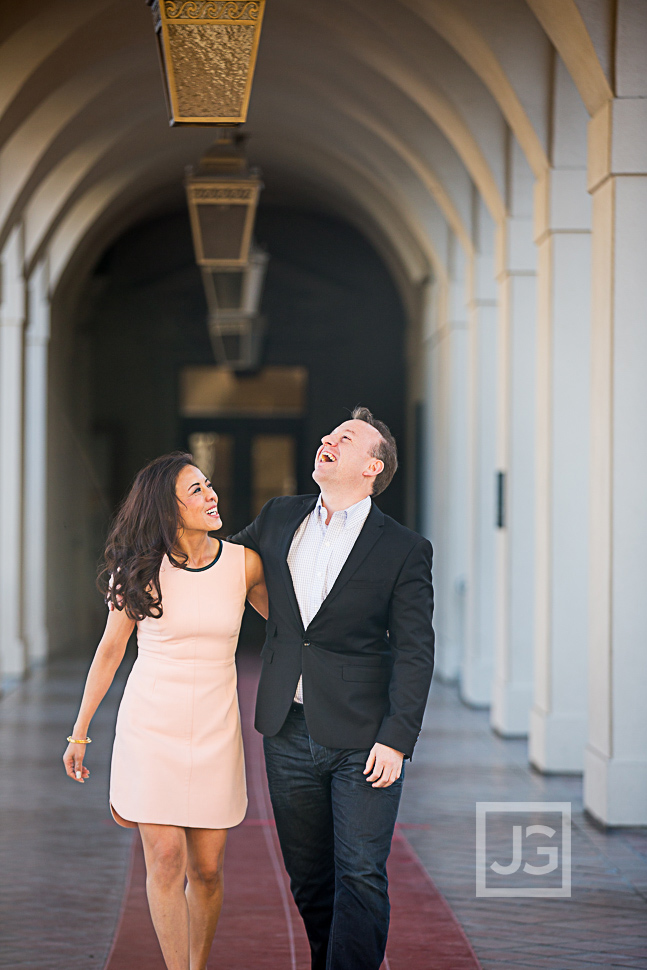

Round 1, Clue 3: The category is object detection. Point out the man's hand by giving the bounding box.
[363,743,405,788]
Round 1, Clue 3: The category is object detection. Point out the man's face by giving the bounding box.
[312,419,384,492]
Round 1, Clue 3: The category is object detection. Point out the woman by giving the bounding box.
[63,452,267,970]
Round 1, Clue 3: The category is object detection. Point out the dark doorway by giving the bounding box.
[182,418,304,537]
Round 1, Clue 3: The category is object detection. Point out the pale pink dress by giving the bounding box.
[110,541,248,829]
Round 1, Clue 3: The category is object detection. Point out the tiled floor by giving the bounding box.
[0,657,134,970]
[1,653,646,970]
[400,682,647,970]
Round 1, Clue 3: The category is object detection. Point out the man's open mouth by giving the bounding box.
[319,450,337,463]
[206,508,220,517]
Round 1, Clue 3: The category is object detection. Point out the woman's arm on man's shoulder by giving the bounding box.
[244,547,268,619]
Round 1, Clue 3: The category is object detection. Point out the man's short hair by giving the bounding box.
[351,406,398,496]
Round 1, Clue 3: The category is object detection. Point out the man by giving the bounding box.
[229,406,434,970]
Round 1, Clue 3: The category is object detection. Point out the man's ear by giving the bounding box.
[364,458,384,480]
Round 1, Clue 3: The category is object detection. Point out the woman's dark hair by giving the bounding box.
[350,406,398,495]
[98,451,195,620]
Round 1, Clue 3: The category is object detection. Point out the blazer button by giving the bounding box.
[303,640,311,647]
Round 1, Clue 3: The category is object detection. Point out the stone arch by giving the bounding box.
[525,0,613,113]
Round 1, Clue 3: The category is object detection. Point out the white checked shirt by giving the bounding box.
[288,494,372,704]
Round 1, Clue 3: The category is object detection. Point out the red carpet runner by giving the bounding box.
[104,652,482,970]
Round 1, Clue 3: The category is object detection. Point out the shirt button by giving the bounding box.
[325,541,331,547]
[303,640,311,647]
[317,572,322,577]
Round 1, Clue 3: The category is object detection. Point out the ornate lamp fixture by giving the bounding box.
[201,245,268,313]
[208,311,266,370]
[186,135,267,369]
[186,133,262,266]
[203,248,268,370]
[146,0,266,126]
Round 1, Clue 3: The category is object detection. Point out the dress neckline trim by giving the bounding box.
[168,540,223,572]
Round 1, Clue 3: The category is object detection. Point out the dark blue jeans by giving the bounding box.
[263,703,404,970]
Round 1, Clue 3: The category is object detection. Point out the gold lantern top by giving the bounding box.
[186,134,263,267]
[147,0,266,126]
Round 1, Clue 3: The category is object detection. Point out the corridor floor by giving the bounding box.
[1,649,646,970]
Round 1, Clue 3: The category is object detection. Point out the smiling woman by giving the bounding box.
[62,451,267,970]
[100,452,198,617]
[174,462,224,548]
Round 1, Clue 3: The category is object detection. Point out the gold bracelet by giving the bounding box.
[67,736,92,744]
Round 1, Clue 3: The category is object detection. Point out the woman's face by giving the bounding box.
[175,465,222,533]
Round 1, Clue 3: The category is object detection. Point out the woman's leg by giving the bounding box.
[139,823,189,970]
[185,827,228,970]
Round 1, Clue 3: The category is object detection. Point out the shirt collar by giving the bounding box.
[315,493,372,527]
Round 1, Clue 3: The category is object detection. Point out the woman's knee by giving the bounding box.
[187,856,224,894]
[145,838,187,888]
[186,829,227,894]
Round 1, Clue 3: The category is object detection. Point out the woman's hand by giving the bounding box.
[63,742,91,783]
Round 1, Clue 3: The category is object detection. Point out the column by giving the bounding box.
[442,236,469,683]
[418,275,440,544]
[462,192,497,705]
[23,259,51,665]
[428,232,470,682]
[0,226,26,682]
[425,286,448,671]
[491,136,537,735]
[584,89,647,824]
[530,58,591,772]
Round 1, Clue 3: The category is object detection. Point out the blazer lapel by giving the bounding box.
[307,503,385,628]
[278,495,318,635]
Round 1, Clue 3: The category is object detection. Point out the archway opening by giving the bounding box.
[55,202,410,651]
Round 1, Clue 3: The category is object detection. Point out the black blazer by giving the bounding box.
[228,495,435,759]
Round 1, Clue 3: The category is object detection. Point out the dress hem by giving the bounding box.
[109,800,248,831]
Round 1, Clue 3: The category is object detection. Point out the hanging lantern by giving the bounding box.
[208,311,266,371]
[186,134,262,266]
[201,245,268,314]
[146,0,266,126]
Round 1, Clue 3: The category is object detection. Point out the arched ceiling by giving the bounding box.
[0,0,607,299]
